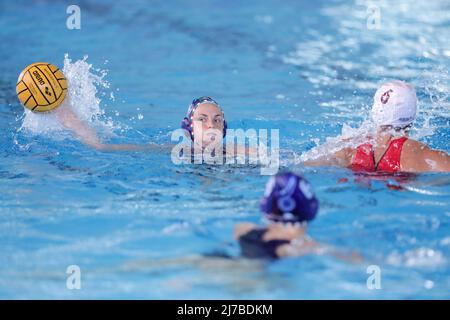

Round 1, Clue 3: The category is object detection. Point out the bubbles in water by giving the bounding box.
[386,247,445,268]
[424,280,434,289]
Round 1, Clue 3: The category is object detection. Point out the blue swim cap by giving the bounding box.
[260,172,319,223]
[181,96,228,140]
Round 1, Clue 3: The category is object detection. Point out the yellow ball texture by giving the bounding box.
[16,62,68,112]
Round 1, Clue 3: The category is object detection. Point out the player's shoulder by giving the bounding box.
[234,223,257,239]
[336,147,356,166]
[403,138,429,153]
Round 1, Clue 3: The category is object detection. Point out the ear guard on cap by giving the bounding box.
[223,120,228,138]
[181,117,193,140]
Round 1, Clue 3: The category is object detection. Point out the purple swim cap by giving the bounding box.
[260,172,319,223]
[181,96,228,140]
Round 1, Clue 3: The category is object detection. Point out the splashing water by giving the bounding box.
[283,0,450,162]
[18,54,119,140]
[1,0,449,300]
[413,65,450,140]
[299,120,375,162]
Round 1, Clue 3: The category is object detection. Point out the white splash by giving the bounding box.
[412,65,450,141]
[19,54,119,139]
[299,120,377,162]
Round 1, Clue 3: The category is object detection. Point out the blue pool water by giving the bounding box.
[0,0,449,299]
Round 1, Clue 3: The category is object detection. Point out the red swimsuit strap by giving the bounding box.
[351,143,375,172]
[376,137,408,172]
[351,137,408,172]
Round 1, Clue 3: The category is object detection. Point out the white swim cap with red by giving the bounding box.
[371,80,418,128]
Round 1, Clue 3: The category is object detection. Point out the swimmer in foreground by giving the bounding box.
[234,172,362,262]
[303,80,450,173]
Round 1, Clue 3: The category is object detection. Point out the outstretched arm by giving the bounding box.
[54,104,165,152]
[54,104,103,149]
[277,241,364,263]
[302,147,353,168]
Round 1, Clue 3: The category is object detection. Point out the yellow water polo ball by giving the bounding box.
[16,62,68,112]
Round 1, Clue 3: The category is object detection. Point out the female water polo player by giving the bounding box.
[51,96,218,152]
[180,96,227,153]
[180,96,256,158]
[303,80,450,173]
[234,172,362,261]
[54,95,254,158]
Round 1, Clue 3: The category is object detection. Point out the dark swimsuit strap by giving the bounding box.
[238,228,291,259]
